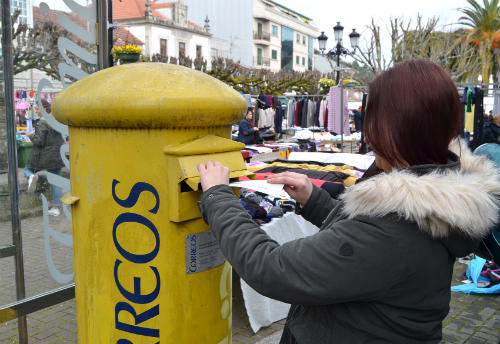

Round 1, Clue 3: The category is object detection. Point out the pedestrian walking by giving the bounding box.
[24,99,65,216]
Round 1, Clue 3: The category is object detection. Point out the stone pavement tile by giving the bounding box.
[473,330,500,343]
[455,315,484,328]
[55,321,77,333]
[255,331,282,344]
[485,314,500,331]
[32,327,62,341]
[55,330,78,341]
[445,318,467,332]
[233,333,262,344]
[458,324,480,335]
[443,328,471,343]
[0,327,18,343]
[463,337,486,344]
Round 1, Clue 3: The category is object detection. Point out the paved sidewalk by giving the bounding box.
[0,165,499,343]
[0,210,498,344]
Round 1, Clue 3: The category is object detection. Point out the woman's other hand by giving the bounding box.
[197,161,230,192]
[267,172,313,206]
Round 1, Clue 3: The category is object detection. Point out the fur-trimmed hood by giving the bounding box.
[340,139,500,240]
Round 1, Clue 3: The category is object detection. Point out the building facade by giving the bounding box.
[113,0,228,64]
[183,0,318,72]
[11,0,34,26]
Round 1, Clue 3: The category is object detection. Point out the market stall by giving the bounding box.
[232,151,376,332]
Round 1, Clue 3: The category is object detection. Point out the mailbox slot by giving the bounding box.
[164,135,254,222]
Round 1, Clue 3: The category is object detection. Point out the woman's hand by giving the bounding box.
[267,172,313,206]
[197,161,230,192]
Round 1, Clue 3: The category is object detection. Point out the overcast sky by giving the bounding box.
[283,0,472,51]
[36,0,473,51]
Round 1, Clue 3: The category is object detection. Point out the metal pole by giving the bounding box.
[96,0,110,69]
[1,2,28,343]
[494,71,500,115]
[340,79,344,153]
[336,43,340,84]
[107,0,114,67]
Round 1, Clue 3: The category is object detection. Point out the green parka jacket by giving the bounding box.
[199,139,500,344]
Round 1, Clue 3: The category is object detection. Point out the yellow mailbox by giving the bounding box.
[52,63,249,343]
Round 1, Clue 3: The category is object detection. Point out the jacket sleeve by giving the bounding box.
[239,120,254,136]
[296,185,339,228]
[200,185,403,306]
[30,121,48,147]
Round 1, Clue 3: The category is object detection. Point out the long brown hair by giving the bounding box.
[364,60,461,167]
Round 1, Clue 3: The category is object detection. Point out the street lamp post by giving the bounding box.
[317,22,360,83]
[317,23,360,152]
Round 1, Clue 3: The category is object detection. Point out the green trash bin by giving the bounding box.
[17,141,33,168]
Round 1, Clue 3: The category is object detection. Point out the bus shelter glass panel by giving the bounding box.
[1,4,16,308]
[1,0,98,342]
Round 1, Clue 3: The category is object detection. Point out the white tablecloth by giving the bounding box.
[240,212,319,333]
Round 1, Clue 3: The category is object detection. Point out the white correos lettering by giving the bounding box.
[39,1,97,284]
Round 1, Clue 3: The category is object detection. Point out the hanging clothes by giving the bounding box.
[319,99,327,127]
[295,100,302,127]
[327,86,349,135]
[324,106,328,128]
[287,99,296,127]
[307,100,316,127]
[272,96,280,111]
[267,95,273,108]
[258,108,274,129]
[470,87,484,150]
[301,99,309,127]
[466,88,473,112]
[359,93,368,153]
[257,108,265,128]
[272,96,282,135]
[314,100,321,127]
[274,106,283,135]
[464,88,475,133]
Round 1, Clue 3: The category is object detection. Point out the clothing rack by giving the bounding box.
[248,88,369,153]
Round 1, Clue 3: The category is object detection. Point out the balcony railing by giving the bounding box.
[253,31,271,41]
[254,56,271,67]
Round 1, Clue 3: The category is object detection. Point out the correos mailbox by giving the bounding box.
[52,63,249,343]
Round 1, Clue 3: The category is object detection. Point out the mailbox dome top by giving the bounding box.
[52,63,247,128]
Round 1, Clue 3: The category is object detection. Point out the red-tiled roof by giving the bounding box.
[151,2,173,8]
[112,0,204,31]
[188,20,201,29]
[33,6,87,29]
[112,0,165,20]
[113,27,144,46]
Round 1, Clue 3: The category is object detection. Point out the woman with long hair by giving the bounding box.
[197,60,500,343]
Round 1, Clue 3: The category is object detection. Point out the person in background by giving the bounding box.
[197,60,500,343]
[237,109,259,145]
[24,99,65,216]
[484,112,492,126]
[483,113,500,144]
[353,108,363,132]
